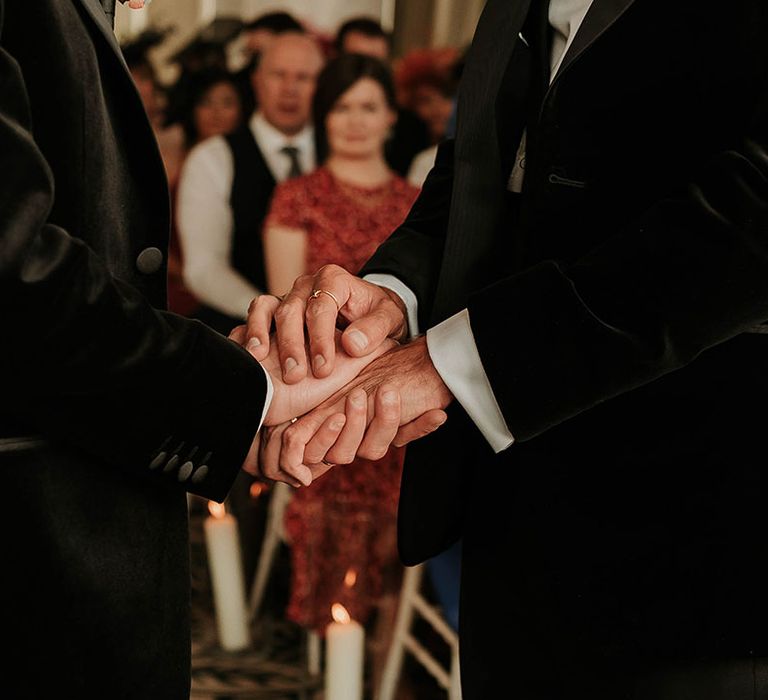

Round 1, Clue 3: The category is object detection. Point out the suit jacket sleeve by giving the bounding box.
[468,93,768,442]
[0,33,265,503]
[366,88,768,448]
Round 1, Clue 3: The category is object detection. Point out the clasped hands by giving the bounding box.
[231,265,454,488]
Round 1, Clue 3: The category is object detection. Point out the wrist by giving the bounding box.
[380,287,409,342]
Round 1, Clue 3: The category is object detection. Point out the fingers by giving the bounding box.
[258,423,309,488]
[303,413,347,464]
[274,276,315,383]
[228,324,246,346]
[356,385,401,460]
[341,296,407,358]
[303,413,349,481]
[243,295,280,361]
[305,289,345,379]
[393,409,448,447]
[243,266,406,383]
[307,460,336,482]
[258,398,446,491]
[304,265,352,378]
[323,388,369,465]
[274,401,346,483]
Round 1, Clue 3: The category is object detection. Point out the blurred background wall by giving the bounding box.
[116,0,484,83]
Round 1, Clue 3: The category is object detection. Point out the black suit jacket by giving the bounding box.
[363,0,768,694]
[0,2,266,695]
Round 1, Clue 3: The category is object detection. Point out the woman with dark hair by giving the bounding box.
[264,53,418,292]
[168,68,245,317]
[261,52,419,684]
[179,67,245,148]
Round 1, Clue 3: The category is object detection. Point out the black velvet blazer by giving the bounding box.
[364,0,768,567]
[364,3,768,685]
[0,2,266,695]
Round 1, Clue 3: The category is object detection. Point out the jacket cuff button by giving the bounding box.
[191,465,209,484]
[149,451,166,470]
[178,461,194,482]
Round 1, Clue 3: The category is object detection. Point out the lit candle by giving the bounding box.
[203,501,251,652]
[325,602,365,700]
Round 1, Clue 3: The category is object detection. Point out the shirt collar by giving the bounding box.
[250,111,314,157]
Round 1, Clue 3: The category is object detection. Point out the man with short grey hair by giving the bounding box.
[177,31,324,335]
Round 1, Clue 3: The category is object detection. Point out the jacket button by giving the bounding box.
[136,247,163,274]
[163,454,180,472]
[178,461,195,482]
[191,465,209,484]
[148,452,166,470]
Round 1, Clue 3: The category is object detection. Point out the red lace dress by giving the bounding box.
[263,166,420,631]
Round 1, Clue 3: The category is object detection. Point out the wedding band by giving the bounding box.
[309,288,341,311]
[320,458,336,467]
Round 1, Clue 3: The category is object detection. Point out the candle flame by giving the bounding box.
[344,568,357,588]
[208,501,227,519]
[331,603,351,624]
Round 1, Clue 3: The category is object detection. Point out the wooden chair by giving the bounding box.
[376,562,462,700]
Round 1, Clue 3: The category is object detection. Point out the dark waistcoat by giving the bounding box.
[224,126,276,294]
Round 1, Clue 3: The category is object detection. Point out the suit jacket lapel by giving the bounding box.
[76,0,130,71]
[551,0,636,82]
[431,0,531,322]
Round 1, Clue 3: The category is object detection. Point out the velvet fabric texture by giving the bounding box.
[362,0,768,697]
[0,1,267,696]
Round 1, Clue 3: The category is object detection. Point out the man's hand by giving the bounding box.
[264,336,452,484]
[230,265,409,384]
[239,330,403,486]
[246,381,405,487]
[259,329,397,425]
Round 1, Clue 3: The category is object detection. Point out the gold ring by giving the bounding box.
[320,458,336,467]
[309,289,341,311]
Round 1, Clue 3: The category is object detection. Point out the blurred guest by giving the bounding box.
[261,53,420,685]
[334,15,391,61]
[394,46,461,145]
[124,45,165,129]
[406,50,465,187]
[123,36,187,185]
[167,68,246,317]
[231,11,305,116]
[163,19,241,130]
[179,67,245,147]
[333,16,430,177]
[242,10,304,60]
[177,31,323,336]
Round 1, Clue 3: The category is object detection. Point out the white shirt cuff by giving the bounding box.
[256,363,274,432]
[426,310,514,453]
[363,273,420,338]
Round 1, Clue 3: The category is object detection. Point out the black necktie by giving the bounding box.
[101,0,116,29]
[496,0,550,182]
[280,146,303,179]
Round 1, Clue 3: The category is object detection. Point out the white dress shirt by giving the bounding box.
[368,0,595,452]
[177,111,314,319]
